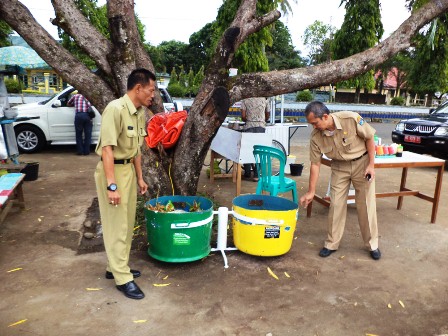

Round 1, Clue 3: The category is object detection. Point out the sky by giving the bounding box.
[17,0,411,55]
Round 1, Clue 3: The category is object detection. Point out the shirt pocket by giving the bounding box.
[125,128,137,149]
[138,127,147,147]
[342,136,356,153]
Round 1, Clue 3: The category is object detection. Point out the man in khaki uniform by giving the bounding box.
[300,101,381,260]
[94,69,154,299]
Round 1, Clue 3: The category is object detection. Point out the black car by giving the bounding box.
[391,102,448,158]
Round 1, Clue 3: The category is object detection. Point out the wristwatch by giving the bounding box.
[107,183,118,192]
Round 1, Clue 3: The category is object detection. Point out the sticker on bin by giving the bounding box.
[232,212,284,226]
[173,233,191,245]
[264,227,280,239]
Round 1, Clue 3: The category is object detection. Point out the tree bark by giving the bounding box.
[51,0,113,78]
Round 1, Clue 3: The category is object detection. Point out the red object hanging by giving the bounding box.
[145,111,188,149]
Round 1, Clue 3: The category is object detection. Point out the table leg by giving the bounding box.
[16,182,25,209]
[397,167,408,210]
[306,201,313,217]
[431,163,445,223]
[236,164,242,196]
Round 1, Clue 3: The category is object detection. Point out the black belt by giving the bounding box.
[101,158,134,164]
[351,151,368,161]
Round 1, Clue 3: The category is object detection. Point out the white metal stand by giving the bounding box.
[210,207,238,268]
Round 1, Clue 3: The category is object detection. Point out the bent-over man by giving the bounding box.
[299,101,381,260]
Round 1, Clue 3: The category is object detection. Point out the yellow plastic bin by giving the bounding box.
[232,194,298,256]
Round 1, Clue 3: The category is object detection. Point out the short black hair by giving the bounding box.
[127,68,156,90]
[304,101,330,118]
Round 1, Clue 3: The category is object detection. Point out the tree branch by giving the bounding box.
[0,0,116,110]
[51,0,113,77]
[228,0,448,104]
[189,0,280,116]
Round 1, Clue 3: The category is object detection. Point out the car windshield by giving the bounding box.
[38,92,59,105]
[159,88,173,104]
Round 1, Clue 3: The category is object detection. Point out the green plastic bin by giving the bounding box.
[145,196,213,262]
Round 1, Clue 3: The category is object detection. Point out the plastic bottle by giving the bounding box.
[377,145,384,156]
[390,143,398,155]
[396,145,403,157]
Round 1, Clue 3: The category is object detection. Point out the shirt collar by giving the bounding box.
[322,114,341,136]
[123,94,140,115]
[331,114,342,130]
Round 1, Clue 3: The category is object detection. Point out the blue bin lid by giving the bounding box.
[233,194,297,211]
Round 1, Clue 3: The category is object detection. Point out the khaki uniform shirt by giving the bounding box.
[309,111,375,163]
[241,97,270,130]
[95,94,147,158]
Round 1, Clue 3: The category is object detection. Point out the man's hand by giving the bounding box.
[108,190,121,206]
[300,191,315,208]
[138,178,148,195]
[365,164,375,182]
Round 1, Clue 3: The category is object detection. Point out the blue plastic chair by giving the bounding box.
[253,145,298,203]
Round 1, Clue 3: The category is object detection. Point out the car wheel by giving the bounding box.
[15,125,46,153]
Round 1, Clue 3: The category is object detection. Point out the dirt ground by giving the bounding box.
[0,145,447,336]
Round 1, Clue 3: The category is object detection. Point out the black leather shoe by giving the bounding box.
[319,247,336,257]
[105,269,141,280]
[116,281,145,300]
[370,248,381,260]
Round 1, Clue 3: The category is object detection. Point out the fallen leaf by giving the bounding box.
[399,300,405,308]
[387,303,392,309]
[267,267,279,280]
[284,272,290,278]
[7,268,23,273]
[86,288,103,291]
[133,320,147,323]
[339,255,345,259]
[163,275,169,280]
[153,283,171,287]
[8,319,27,327]
[365,334,379,336]
[307,241,314,245]
[37,218,42,222]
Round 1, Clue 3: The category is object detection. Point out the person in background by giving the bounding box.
[68,93,93,155]
[299,101,381,260]
[94,68,153,300]
[241,97,270,182]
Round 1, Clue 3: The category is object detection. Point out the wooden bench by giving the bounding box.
[0,173,26,225]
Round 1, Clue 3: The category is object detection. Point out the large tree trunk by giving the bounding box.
[2,0,448,197]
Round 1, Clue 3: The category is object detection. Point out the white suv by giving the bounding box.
[12,85,183,153]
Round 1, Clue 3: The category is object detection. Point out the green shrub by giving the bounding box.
[167,82,185,97]
[390,96,405,106]
[4,78,22,93]
[296,90,313,102]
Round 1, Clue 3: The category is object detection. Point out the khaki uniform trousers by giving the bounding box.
[94,162,137,285]
[325,154,378,251]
